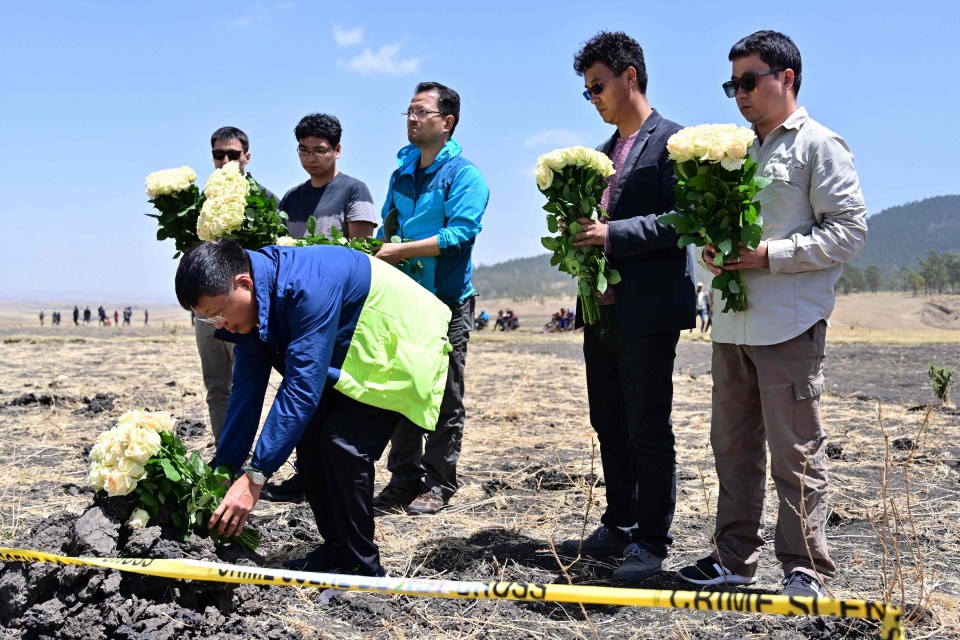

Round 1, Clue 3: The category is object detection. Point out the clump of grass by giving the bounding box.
[928,363,955,405]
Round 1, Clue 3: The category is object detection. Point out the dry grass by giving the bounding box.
[1,295,959,638]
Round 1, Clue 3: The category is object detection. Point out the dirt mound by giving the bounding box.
[920,298,960,330]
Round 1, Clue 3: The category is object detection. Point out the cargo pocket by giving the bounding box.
[793,372,825,441]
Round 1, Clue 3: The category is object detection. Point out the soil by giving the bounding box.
[0,301,958,639]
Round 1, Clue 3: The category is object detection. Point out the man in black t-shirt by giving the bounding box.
[278,114,378,240]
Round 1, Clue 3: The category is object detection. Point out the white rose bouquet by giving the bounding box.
[536,145,619,325]
[145,167,202,257]
[88,410,260,550]
[657,124,769,312]
[146,161,287,258]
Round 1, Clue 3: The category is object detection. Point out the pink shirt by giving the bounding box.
[597,131,638,305]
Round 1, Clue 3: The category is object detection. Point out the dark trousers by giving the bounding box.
[296,389,397,576]
[385,296,473,500]
[583,306,679,558]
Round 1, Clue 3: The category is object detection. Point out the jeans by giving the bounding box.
[583,306,679,558]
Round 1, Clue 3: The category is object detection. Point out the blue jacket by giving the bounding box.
[212,245,451,476]
[379,138,489,305]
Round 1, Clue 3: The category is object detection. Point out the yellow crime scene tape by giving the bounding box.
[0,547,903,639]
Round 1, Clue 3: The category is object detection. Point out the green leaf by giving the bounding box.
[160,459,182,482]
[717,239,733,255]
[596,270,608,293]
[546,215,559,234]
[541,236,559,251]
[138,491,159,507]
[741,223,763,249]
[607,269,621,285]
[567,221,582,236]
[728,279,741,294]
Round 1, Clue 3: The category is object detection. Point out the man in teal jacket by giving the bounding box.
[374,81,490,515]
[175,239,451,576]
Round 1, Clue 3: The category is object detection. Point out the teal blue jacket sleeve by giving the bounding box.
[214,344,271,472]
[249,281,343,475]
[376,175,396,241]
[437,165,488,255]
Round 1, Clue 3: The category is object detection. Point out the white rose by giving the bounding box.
[121,426,162,464]
[103,469,138,497]
[127,508,150,530]
[276,236,299,246]
[535,163,554,191]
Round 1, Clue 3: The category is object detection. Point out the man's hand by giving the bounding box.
[208,473,261,537]
[571,217,607,247]
[703,241,769,273]
[374,242,405,265]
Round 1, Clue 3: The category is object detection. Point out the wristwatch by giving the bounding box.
[244,467,268,486]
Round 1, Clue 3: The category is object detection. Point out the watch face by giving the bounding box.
[247,469,266,485]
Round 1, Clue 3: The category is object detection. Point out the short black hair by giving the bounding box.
[729,30,802,96]
[415,82,460,136]
[573,31,648,94]
[175,239,251,311]
[294,113,342,146]
[211,126,249,152]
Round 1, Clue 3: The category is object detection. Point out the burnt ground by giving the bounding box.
[0,326,958,639]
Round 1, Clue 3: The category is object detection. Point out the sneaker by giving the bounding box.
[406,488,447,515]
[558,526,629,557]
[676,556,756,586]
[261,473,306,503]
[612,543,663,580]
[372,483,423,512]
[781,571,826,598]
[280,543,342,572]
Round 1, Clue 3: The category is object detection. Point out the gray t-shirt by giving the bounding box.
[279,173,378,239]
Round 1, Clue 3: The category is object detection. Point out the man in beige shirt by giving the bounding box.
[676,30,867,599]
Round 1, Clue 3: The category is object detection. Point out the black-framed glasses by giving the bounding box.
[297,146,334,158]
[212,149,243,161]
[582,72,622,101]
[402,108,443,120]
[722,69,784,98]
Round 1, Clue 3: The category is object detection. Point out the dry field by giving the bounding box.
[1,293,959,639]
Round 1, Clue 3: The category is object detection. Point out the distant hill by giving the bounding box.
[473,255,576,300]
[852,195,960,273]
[474,195,960,300]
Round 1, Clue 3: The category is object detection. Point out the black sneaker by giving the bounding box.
[372,483,423,512]
[781,571,826,598]
[676,556,756,586]
[261,473,306,503]
[558,526,629,557]
[281,544,342,572]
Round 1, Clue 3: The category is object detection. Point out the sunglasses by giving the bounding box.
[212,149,243,161]
[582,71,623,101]
[722,69,784,98]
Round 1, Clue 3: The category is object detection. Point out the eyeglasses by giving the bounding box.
[297,146,334,158]
[212,149,243,161]
[402,108,443,120]
[195,288,234,324]
[722,69,784,98]
[582,72,623,101]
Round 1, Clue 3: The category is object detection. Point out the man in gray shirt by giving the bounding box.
[197,127,275,446]
[279,113,378,240]
[260,114,378,503]
[676,30,867,599]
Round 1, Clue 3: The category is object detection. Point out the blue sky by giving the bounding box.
[2,1,958,302]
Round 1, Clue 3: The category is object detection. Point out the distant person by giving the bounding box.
[73,306,79,326]
[494,310,506,331]
[53,311,61,326]
[83,307,91,324]
[474,309,489,330]
[175,239,452,577]
[694,283,708,332]
[144,309,149,325]
[39,310,44,326]
[193,126,277,453]
[704,289,714,332]
[557,31,696,583]
[372,81,490,516]
[98,305,107,326]
[676,30,867,600]
[114,309,119,326]
[123,306,132,326]
[278,113,378,240]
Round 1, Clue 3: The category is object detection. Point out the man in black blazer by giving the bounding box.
[558,31,696,580]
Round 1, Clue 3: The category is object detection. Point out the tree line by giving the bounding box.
[837,250,960,295]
